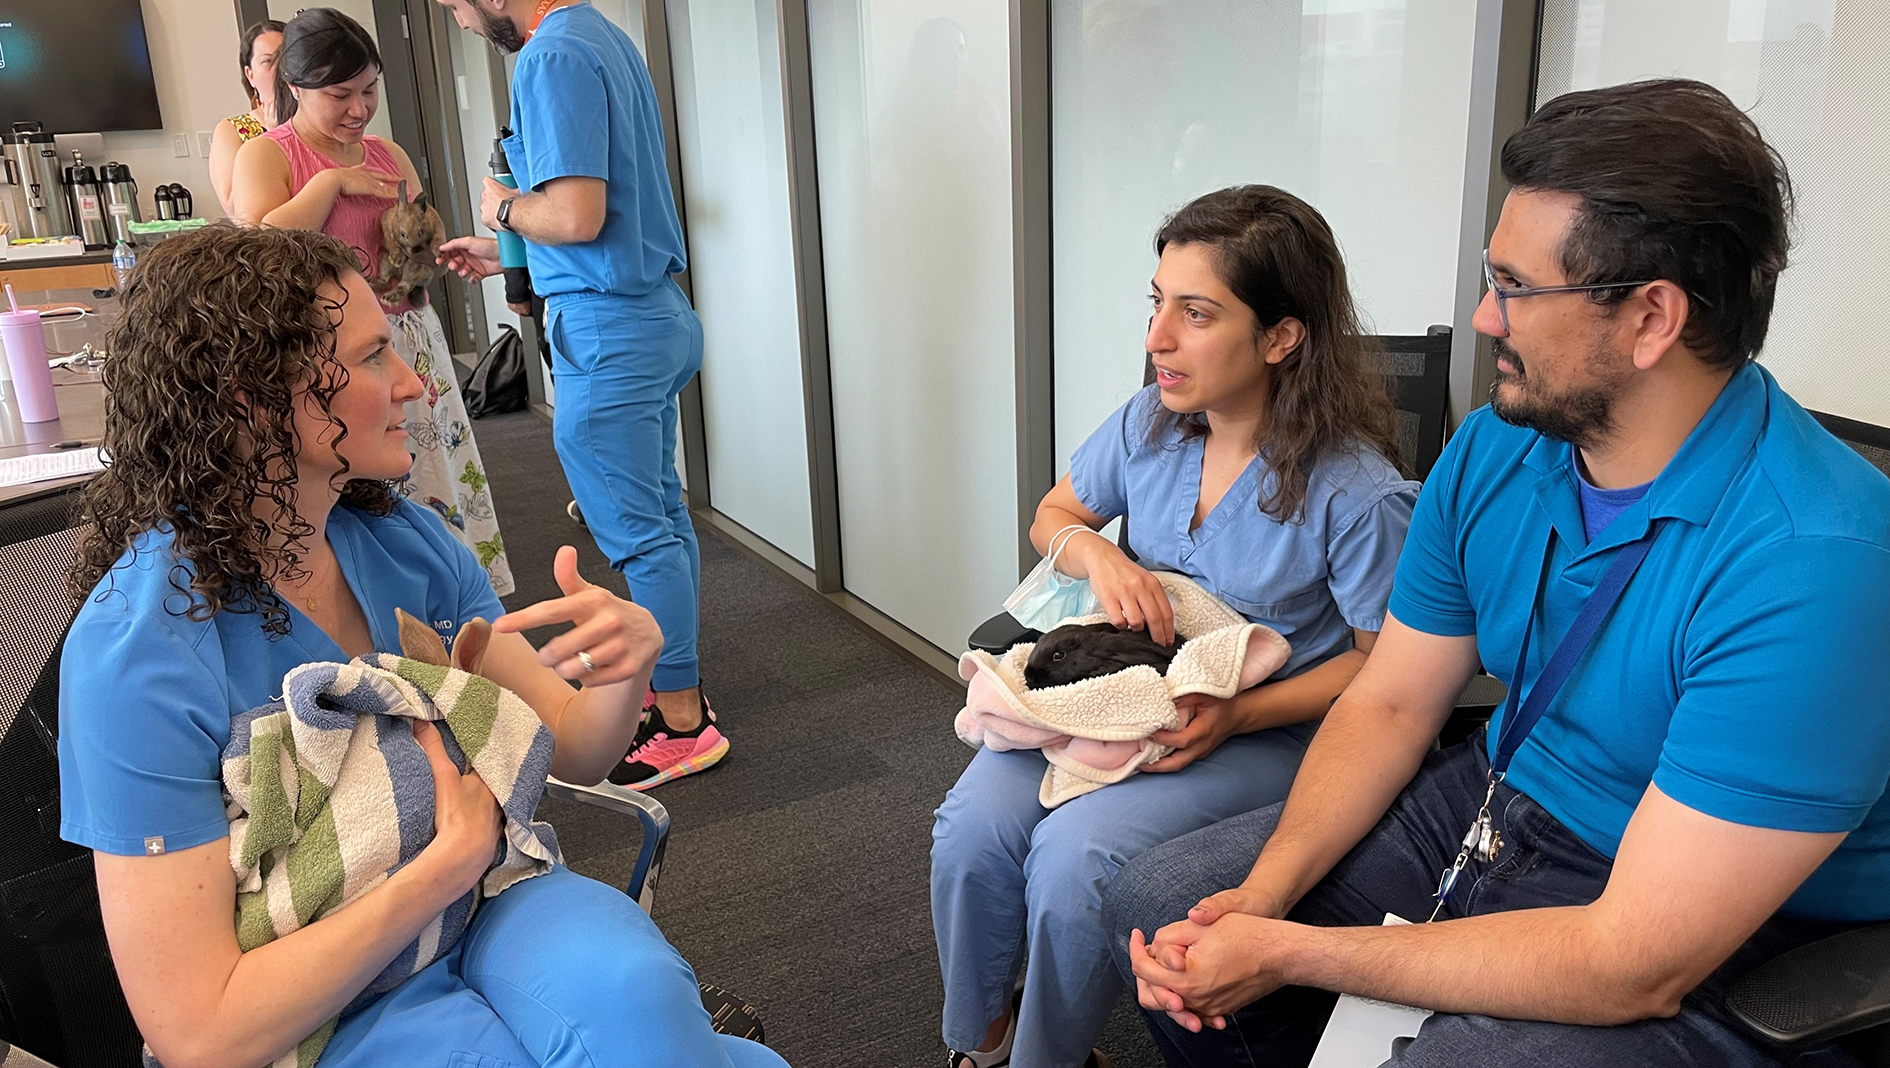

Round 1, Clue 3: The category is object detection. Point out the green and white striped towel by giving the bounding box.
[215,653,560,1068]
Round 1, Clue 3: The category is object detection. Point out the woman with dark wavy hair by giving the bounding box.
[208,19,286,218]
[59,225,786,1068]
[932,186,1417,1068]
[233,6,515,598]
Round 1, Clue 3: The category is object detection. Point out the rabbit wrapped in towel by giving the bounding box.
[1024,621,1178,689]
[956,572,1291,806]
[376,180,448,306]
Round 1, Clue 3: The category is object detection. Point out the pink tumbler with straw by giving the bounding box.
[2,285,59,423]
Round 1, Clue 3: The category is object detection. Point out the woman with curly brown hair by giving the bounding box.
[57,225,786,1068]
[932,186,1418,1068]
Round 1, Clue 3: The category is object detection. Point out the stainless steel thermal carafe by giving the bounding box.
[100,161,141,245]
[64,153,110,249]
[2,122,76,239]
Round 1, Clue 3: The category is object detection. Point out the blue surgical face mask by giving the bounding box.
[1002,525,1103,632]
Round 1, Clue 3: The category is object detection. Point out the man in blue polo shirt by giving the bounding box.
[1102,79,1890,1066]
[436,0,729,794]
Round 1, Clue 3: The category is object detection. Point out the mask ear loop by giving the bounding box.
[1045,523,1093,578]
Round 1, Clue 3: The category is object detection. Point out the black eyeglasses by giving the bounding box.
[1482,249,1656,334]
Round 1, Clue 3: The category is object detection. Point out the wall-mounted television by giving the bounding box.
[0,0,165,133]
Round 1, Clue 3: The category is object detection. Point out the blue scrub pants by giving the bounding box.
[547,283,704,692]
[321,867,786,1067]
[931,726,1314,1068]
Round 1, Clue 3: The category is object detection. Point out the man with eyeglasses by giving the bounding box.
[1102,78,1890,1067]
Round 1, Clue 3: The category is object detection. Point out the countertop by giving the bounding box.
[1,288,114,506]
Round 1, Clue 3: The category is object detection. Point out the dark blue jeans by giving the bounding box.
[1101,737,1864,1068]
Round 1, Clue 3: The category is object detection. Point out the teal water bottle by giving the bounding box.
[490,131,527,270]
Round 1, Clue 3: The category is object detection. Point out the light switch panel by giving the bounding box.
[197,131,214,157]
[171,133,191,158]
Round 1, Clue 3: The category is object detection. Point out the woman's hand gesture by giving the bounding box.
[1076,535,1177,647]
[491,545,663,685]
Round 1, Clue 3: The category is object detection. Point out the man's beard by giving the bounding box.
[480,8,529,53]
[1488,337,1625,449]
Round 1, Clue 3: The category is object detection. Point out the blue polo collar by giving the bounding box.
[1520,362,1769,559]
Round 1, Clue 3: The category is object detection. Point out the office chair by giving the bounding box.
[0,482,758,1066]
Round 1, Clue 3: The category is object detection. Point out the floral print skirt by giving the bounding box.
[388,304,516,598]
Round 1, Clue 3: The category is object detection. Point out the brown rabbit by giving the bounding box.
[376,180,448,307]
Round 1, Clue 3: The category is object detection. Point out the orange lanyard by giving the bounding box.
[524,0,562,41]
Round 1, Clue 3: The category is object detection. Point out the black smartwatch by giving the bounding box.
[496,195,520,232]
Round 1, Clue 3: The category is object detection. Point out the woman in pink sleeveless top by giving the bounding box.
[232,9,513,596]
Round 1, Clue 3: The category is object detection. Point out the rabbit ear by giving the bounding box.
[396,608,450,666]
[453,618,491,674]
[412,190,429,211]
[396,179,410,203]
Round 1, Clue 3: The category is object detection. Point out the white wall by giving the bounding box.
[55,0,250,221]
[1538,0,1889,427]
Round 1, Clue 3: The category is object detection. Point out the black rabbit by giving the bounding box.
[1024,621,1178,689]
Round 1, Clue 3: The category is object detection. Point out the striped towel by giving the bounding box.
[218,653,561,1068]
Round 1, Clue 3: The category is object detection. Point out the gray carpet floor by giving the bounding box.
[474,406,1163,1068]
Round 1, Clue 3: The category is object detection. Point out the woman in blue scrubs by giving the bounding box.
[932,186,1419,1068]
[57,226,786,1068]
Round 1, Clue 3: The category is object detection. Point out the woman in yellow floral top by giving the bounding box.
[209,20,285,218]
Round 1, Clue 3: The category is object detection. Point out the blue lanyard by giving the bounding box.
[1491,521,1662,776]
[1431,518,1662,918]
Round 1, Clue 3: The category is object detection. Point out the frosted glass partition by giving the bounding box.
[1049,0,1477,468]
[807,0,1018,652]
[669,0,815,565]
[1537,0,1890,426]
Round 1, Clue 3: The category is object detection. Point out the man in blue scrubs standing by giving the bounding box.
[438,0,727,793]
[1103,79,1890,1066]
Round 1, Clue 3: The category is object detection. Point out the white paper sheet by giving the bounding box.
[1307,914,1435,1068]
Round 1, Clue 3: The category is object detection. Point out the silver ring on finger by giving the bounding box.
[577,649,596,674]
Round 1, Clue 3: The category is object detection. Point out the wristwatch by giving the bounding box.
[496,195,520,232]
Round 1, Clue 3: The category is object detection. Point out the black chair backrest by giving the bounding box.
[1373,328,1453,481]
[1811,411,1890,482]
[1137,326,1454,481]
[0,483,143,1067]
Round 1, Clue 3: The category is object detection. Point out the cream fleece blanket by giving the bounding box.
[955,572,1290,807]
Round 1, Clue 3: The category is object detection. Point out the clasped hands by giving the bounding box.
[1128,884,1299,1033]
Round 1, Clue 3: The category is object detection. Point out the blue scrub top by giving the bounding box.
[504,2,687,300]
[58,501,505,859]
[1391,363,1890,921]
[1069,385,1418,678]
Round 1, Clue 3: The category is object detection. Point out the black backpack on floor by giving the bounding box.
[465,324,528,418]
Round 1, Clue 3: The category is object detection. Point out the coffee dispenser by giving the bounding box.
[100,162,141,245]
[64,152,111,249]
[2,122,76,239]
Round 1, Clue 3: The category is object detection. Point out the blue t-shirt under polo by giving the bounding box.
[1575,461,1649,542]
[504,2,687,299]
[58,501,504,859]
[1391,363,1890,921]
